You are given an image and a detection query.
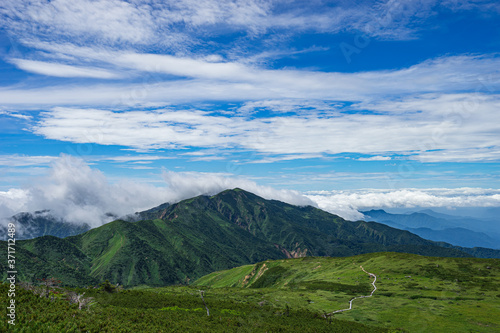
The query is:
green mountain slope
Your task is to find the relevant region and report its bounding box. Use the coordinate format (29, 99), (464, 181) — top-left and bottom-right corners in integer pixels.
(0, 189), (486, 287)
(143, 189), (470, 258)
(195, 252), (500, 332)
(9, 235), (97, 286)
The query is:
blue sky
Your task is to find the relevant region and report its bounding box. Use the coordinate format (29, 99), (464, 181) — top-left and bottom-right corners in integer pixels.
(1, 0), (500, 222)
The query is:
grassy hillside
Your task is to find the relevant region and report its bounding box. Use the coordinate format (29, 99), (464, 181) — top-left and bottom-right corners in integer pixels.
(0, 281), (392, 332)
(195, 252), (500, 332)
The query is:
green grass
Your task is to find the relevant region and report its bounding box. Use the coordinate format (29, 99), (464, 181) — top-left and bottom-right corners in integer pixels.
(0, 282), (390, 332)
(90, 233), (125, 276)
(3, 252), (498, 332)
(195, 252), (500, 332)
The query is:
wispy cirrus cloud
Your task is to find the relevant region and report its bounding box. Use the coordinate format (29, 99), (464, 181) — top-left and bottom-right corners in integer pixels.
(3, 0), (499, 83)
(2, 0), (158, 45)
(3, 0), (496, 50)
(0, 154), (58, 167)
(1, 54), (499, 105)
(10, 59), (122, 79)
(1, 52), (500, 163)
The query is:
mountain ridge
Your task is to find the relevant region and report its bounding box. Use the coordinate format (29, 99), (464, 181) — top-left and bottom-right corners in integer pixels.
(362, 209), (500, 249)
(2, 189), (498, 287)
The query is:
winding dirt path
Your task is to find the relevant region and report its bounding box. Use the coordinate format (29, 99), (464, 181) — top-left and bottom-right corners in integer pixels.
(324, 265), (377, 316)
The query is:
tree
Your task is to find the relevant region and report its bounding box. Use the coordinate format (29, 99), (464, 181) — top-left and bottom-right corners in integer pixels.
(99, 280), (116, 293)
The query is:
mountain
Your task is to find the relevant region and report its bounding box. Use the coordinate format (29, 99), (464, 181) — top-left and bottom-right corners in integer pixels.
(362, 209), (500, 249)
(404, 227), (500, 249)
(416, 209), (469, 220)
(417, 209), (500, 234)
(362, 209), (456, 230)
(1, 189), (495, 287)
(0, 210), (91, 240)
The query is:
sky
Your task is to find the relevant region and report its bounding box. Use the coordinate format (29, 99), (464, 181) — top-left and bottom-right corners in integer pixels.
(1, 0), (500, 223)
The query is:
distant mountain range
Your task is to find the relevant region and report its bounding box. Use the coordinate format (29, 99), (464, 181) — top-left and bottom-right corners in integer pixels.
(0, 210), (91, 240)
(1, 189), (499, 287)
(362, 209), (500, 249)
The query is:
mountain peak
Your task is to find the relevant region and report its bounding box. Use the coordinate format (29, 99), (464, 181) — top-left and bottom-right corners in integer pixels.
(217, 188), (252, 195)
(362, 209), (388, 215)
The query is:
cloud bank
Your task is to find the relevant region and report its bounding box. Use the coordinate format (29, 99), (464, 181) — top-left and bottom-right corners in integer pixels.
(1, 156), (499, 226)
(306, 188), (500, 221)
(0, 155), (313, 227)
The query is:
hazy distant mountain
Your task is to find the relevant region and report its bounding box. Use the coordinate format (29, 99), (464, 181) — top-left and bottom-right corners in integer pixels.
(417, 209), (500, 233)
(1, 189), (481, 287)
(416, 209), (467, 220)
(362, 209), (500, 249)
(405, 227), (500, 249)
(483, 207), (500, 219)
(362, 209), (455, 230)
(0, 210), (91, 240)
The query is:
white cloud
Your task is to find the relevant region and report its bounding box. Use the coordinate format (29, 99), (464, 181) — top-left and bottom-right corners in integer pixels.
(0, 188), (31, 216)
(98, 155), (175, 163)
(0, 53), (498, 106)
(29, 93), (500, 162)
(0, 154), (58, 167)
(357, 156), (392, 161)
(415, 148), (500, 163)
(3, 0), (156, 44)
(0, 0), (457, 48)
(11, 59), (121, 79)
(1, 155), (499, 224)
(161, 169), (313, 207)
(0, 110), (32, 120)
(306, 188), (500, 221)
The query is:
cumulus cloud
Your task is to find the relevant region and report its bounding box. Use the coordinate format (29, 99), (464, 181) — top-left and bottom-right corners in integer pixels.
(0, 155), (313, 227)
